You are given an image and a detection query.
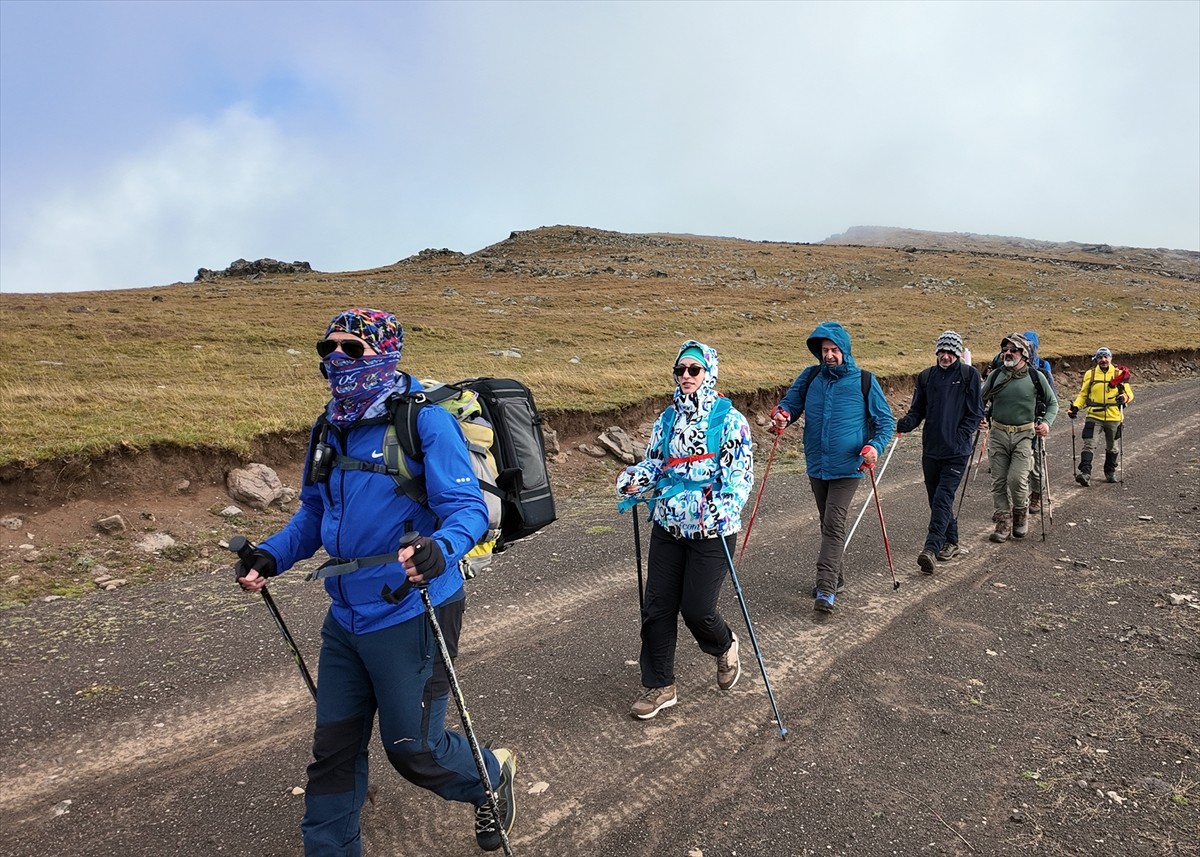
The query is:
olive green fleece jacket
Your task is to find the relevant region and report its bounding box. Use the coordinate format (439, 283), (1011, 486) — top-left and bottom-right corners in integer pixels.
(980, 366), (1058, 427)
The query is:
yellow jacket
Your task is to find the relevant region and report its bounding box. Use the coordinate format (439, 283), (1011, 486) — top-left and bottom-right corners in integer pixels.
(1072, 365), (1133, 421)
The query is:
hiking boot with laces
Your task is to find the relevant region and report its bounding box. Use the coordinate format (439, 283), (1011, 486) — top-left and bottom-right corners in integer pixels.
(990, 511), (1011, 543)
(813, 591), (836, 613)
(810, 576), (845, 598)
(474, 748), (516, 852)
(630, 685), (677, 720)
(716, 633), (740, 691)
(936, 542), (959, 562)
(917, 549), (936, 574)
(1012, 506), (1028, 539)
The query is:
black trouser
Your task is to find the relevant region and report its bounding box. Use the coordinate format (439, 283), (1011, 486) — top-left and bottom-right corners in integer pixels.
(639, 522), (735, 688)
(921, 455), (968, 552)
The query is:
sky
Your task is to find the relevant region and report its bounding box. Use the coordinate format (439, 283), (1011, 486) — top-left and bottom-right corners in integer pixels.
(1, 0), (1197, 294)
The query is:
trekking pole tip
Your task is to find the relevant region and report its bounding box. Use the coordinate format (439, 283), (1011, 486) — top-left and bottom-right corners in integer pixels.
(893, 580), (901, 590)
(778, 727), (790, 739)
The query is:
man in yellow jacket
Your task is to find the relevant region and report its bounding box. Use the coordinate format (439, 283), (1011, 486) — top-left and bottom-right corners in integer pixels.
(1068, 347), (1133, 486)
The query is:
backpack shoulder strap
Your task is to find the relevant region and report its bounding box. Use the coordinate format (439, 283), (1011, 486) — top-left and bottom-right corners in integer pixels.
(860, 369), (873, 404)
(706, 397), (732, 456)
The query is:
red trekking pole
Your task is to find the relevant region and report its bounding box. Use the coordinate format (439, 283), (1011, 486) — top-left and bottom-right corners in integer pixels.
(737, 429), (780, 564)
(865, 463), (899, 590)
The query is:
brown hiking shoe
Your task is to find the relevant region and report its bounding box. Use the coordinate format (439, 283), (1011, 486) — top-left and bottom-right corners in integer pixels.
(1028, 492), (1042, 513)
(630, 685), (677, 720)
(1012, 506), (1028, 539)
(716, 633), (741, 690)
(990, 511), (1011, 543)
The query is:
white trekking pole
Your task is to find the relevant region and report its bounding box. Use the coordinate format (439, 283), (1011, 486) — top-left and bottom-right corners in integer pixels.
(844, 434), (900, 552)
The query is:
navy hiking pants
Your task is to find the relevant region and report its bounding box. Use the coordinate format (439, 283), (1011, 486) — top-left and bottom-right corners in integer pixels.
(301, 598), (501, 857)
(921, 455), (968, 552)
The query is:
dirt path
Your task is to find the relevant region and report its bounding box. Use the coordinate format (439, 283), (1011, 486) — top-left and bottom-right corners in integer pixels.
(2, 380), (1197, 857)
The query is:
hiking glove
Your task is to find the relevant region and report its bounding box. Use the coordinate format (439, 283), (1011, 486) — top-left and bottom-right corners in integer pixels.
(1068, 405), (1078, 419)
(406, 536), (447, 581)
(235, 549), (277, 580)
(1116, 394), (1126, 406)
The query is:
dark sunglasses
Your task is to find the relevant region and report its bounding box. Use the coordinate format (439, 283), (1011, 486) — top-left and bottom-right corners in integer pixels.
(316, 338), (367, 359)
(673, 364), (704, 378)
(1000, 346), (1022, 354)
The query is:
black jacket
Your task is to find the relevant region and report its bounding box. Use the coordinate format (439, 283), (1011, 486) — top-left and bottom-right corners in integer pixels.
(897, 360), (984, 459)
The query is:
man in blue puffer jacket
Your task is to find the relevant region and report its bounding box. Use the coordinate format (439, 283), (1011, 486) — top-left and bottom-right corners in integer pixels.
(895, 331), (984, 571)
(770, 321), (895, 613)
(235, 308), (515, 855)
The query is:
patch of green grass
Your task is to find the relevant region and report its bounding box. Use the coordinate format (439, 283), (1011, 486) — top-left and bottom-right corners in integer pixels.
(584, 525), (614, 535)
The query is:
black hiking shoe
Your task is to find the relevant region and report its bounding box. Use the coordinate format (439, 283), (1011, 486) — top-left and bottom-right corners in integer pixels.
(936, 543), (959, 562)
(1075, 472), (1090, 487)
(813, 591), (835, 613)
(917, 549), (936, 574)
(475, 748), (516, 852)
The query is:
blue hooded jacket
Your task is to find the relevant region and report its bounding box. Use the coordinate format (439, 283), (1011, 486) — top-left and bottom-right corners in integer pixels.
(776, 321), (895, 480)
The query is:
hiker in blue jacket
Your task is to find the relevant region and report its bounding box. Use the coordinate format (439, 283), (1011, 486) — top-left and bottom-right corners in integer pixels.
(895, 331), (984, 572)
(617, 340), (754, 720)
(235, 308), (515, 855)
(770, 321), (895, 613)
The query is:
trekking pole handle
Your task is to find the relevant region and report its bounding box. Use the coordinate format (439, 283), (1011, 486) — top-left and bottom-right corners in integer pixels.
(228, 534), (257, 579)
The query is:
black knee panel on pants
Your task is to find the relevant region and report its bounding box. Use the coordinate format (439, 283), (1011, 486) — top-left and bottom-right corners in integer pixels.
(307, 716), (370, 795)
(384, 746), (461, 794)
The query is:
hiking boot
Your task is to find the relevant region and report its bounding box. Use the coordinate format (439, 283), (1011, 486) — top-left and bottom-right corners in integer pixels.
(630, 685), (677, 720)
(1105, 471), (1117, 483)
(1012, 507), (1029, 539)
(810, 576), (845, 598)
(917, 549), (936, 574)
(936, 543), (959, 562)
(1027, 492), (1042, 513)
(989, 511), (1011, 543)
(813, 591), (836, 613)
(474, 748), (516, 852)
(716, 633), (741, 691)
(1075, 472), (1090, 487)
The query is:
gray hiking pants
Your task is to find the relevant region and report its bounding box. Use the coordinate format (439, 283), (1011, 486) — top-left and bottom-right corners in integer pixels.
(988, 423), (1035, 513)
(809, 476), (859, 594)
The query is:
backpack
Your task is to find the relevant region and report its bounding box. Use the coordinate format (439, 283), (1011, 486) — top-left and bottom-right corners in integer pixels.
(311, 376), (555, 579)
(791, 366), (876, 425)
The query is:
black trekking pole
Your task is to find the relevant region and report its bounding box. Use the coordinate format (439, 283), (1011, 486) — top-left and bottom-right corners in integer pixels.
(718, 534), (789, 740)
(228, 536), (317, 700)
(1118, 405), (1126, 486)
(956, 426), (982, 519)
(1037, 436), (1048, 541)
(1070, 415), (1078, 477)
(632, 513), (645, 612)
(384, 533), (514, 857)
(865, 463), (900, 590)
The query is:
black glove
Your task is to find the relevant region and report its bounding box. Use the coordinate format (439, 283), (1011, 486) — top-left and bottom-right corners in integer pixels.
(234, 548), (277, 580)
(1068, 405), (1078, 419)
(1116, 394), (1126, 406)
(406, 536), (447, 581)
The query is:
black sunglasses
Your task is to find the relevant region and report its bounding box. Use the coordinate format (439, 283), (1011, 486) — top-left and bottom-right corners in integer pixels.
(1000, 346), (1022, 354)
(673, 364), (704, 378)
(316, 338), (367, 359)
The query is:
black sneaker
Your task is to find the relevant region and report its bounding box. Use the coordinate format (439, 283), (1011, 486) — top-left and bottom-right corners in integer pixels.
(917, 549), (935, 574)
(1075, 472), (1090, 487)
(811, 577), (845, 598)
(475, 748), (516, 852)
(936, 543), (959, 562)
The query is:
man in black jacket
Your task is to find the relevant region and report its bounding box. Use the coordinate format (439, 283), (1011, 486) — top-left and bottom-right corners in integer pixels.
(895, 331), (985, 571)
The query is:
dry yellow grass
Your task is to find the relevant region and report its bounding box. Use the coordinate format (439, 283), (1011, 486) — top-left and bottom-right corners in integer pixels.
(2, 226), (1196, 468)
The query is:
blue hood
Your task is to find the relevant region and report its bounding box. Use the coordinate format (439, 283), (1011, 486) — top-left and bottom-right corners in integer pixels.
(806, 321), (857, 370)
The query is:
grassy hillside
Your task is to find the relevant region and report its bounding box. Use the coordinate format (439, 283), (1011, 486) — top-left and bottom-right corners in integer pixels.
(2, 225), (1197, 470)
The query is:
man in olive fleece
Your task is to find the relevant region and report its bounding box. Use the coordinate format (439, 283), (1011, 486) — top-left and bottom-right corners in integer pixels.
(978, 333), (1058, 542)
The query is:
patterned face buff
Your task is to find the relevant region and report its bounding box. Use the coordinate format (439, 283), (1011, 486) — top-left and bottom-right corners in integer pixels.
(325, 352), (402, 424)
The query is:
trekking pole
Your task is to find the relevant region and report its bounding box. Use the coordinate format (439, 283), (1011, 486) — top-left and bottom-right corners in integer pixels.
(384, 533), (515, 857)
(1042, 435), (1053, 526)
(1037, 436), (1048, 541)
(956, 426), (982, 519)
(972, 422), (990, 478)
(717, 534), (789, 740)
(844, 434), (900, 552)
(632, 513), (645, 612)
(228, 536), (317, 700)
(1070, 416), (1078, 476)
(737, 429), (781, 564)
(865, 463), (900, 590)
(1118, 405), (1126, 486)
